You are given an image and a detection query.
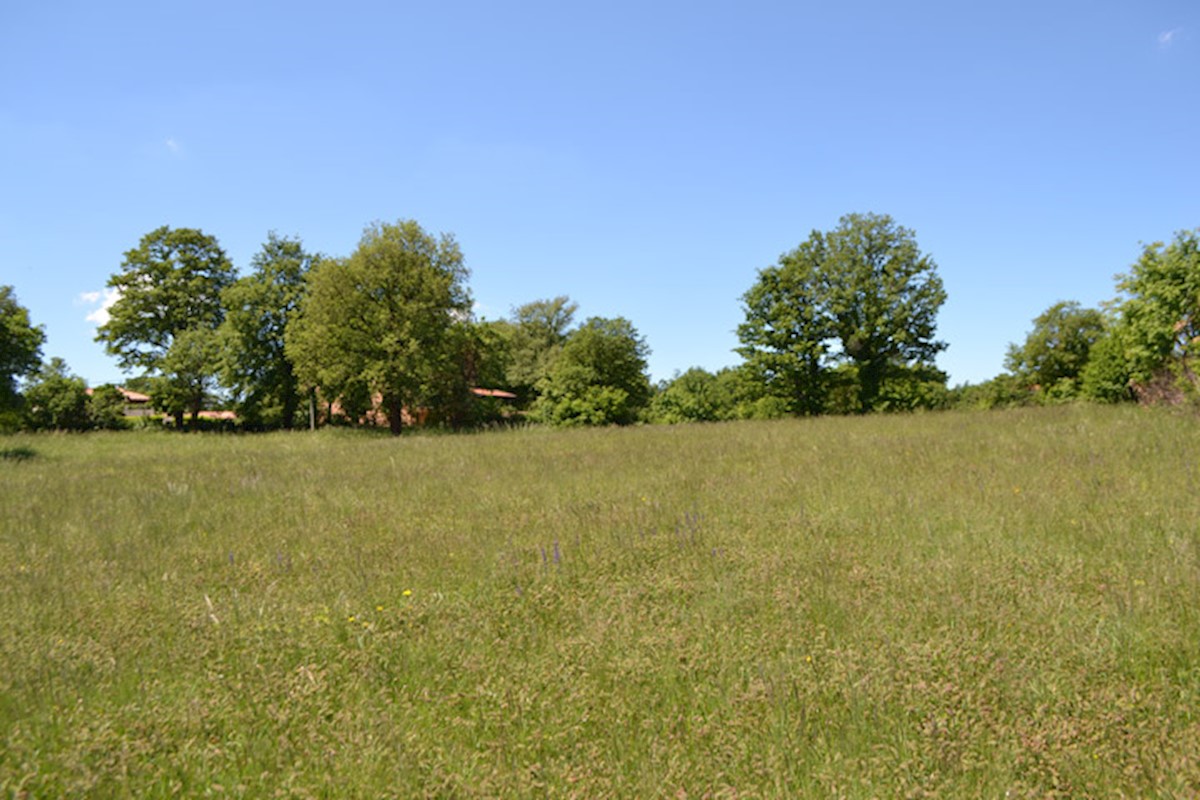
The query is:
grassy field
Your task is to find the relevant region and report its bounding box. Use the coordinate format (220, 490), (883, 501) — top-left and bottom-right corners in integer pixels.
(1, 406), (1198, 798)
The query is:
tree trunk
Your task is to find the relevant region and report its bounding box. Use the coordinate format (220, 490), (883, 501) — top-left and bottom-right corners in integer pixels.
(281, 372), (299, 430)
(385, 393), (404, 436)
(858, 359), (886, 413)
(281, 393), (297, 430)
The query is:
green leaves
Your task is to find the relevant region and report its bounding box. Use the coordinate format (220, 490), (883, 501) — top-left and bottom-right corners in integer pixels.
(98, 226), (235, 372)
(1113, 229), (1200, 388)
(95, 227), (235, 427)
(0, 285), (44, 412)
(505, 296), (577, 400)
(738, 213), (946, 415)
(1005, 301), (1107, 396)
(21, 357), (89, 431)
(532, 316), (651, 426)
(220, 233), (316, 428)
(285, 220), (471, 434)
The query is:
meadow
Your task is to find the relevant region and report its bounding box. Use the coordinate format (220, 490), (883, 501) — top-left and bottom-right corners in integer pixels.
(1, 406), (1198, 798)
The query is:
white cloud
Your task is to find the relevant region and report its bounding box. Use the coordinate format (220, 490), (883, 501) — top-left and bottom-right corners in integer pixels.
(81, 287), (121, 325)
(165, 137), (182, 155)
(1158, 28), (1182, 48)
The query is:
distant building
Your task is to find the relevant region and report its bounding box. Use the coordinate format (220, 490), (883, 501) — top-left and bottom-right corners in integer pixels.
(85, 386), (154, 417)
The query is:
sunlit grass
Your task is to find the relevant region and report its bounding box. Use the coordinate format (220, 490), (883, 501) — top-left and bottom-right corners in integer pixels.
(2, 406), (1198, 796)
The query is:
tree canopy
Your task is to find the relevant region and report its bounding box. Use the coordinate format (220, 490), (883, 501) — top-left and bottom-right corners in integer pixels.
(505, 296), (578, 404)
(286, 220), (471, 435)
(532, 316), (651, 426)
(738, 213), (946, 414)
(1113, 229), (1200, 394)
(1005, 301), (1106, 397)
(648, 367), (732, 424)
(96, 226), (236, 427)
(221, 233), (317, 428)
(0, 285), (44, 416)
(22, 357), (90, 431)
(35, 211), (1200, 429)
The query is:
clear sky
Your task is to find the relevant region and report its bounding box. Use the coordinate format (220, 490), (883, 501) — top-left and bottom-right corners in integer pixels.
(2, 0), (1197, 388)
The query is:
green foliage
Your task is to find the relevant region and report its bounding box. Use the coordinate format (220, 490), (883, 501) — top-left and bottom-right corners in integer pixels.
(220, 233), (316, 429)
(97, 227), (235, 371)
(286, 220), (471, 435)
(532, 316), (651, 426)
(1109, 229), (1200, 399)
(470, 319), (517, 392)
(86, 384), (129, 430)
(822, 213), (946, 408)
(875, 363), (951, 412)
(152, 327), (224, 426)
(1079, 327), (1135, 403)
(704, 365), (786, 420)
(1005, 301), (1106, 399)
(422, 321), (514, 429)
(21, 358), (90, 431)
(504, 296), (577, 405)
(737, 249), (830, 415)
(949, 374), (1034, 410)
(738, 213), (946, 414)
(648, 367), (734, 424)
(96, 227), (235, 426)
(0, 285), (45, 415)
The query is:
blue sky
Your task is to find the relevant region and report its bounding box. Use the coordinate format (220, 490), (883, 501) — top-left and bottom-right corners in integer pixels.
(2, 0), (1197, 388)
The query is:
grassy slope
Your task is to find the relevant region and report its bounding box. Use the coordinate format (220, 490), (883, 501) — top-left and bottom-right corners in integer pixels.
(1, 406), (1198, 797)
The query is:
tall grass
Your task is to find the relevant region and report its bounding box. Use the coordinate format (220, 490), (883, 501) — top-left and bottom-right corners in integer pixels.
(2, 406), (1198, 797)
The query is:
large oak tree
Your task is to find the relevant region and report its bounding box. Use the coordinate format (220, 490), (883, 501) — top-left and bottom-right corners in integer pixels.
(286, 220), (471, 435)
(96, 226), (235, 427)
(738, 213), (946, 413)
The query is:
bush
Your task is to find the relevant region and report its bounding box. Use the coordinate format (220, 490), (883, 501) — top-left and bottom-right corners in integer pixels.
(22, 359), (90, 431)
(88, 384), (130, 430)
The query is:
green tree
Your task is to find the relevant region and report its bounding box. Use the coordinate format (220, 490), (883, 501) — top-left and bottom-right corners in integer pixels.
(649, 367), (732, 424)
(87, 384), (129, 430)
(738, 213), (946, 414)
(738, 255), (831, 415)
(22, 358), (90, 431)
(96, 226), (236, 428)
(532, 316), (651, 426)
(1110, 229), (1200, 397)
(286, 220), (471, 435)
(415, 319), (516, 429)
(0, 286), (45, 420)
(1079, 326), (1135, 403)
(220, 233), (316, 429)
(820, 213), (946, 409)
(505, 296), (577, 404)
(152, 327), (223, 424)
(1004, 301), (1106, 398)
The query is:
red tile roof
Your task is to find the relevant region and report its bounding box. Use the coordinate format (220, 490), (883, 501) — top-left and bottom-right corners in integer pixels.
(470, 387), (518, 399)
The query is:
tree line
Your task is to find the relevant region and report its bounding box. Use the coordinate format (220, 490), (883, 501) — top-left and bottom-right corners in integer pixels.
(2, 214), (1198, 433)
